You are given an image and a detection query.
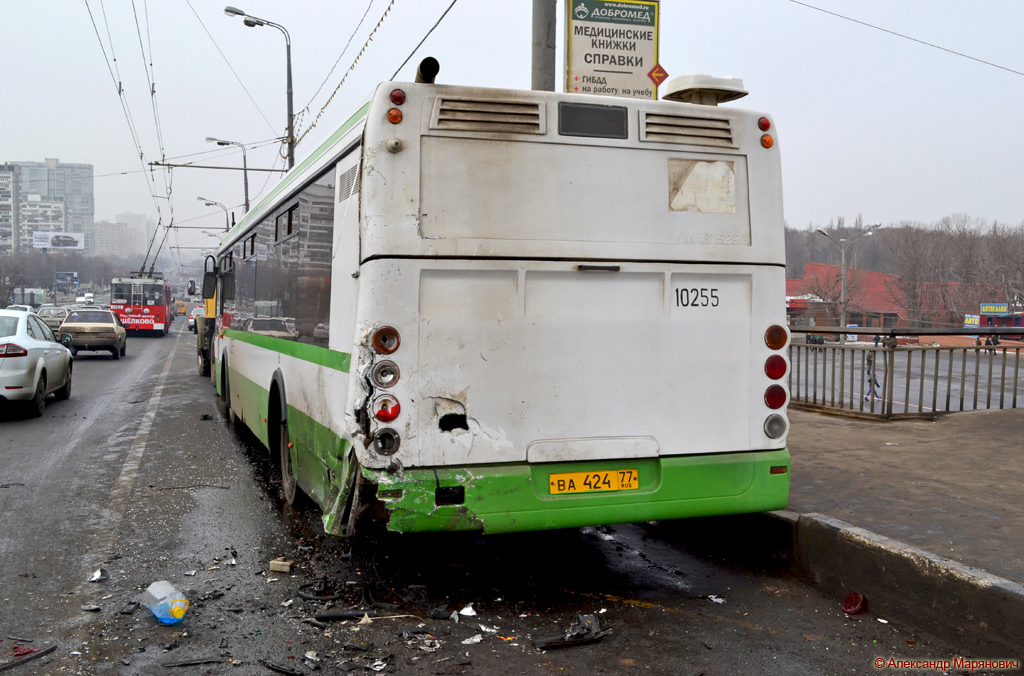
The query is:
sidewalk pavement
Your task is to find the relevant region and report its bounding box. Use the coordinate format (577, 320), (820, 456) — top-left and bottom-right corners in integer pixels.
(786, 406), (1024, 585)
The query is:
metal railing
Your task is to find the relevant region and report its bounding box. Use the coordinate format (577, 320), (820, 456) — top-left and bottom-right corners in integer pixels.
(788, 329), (1022, 418)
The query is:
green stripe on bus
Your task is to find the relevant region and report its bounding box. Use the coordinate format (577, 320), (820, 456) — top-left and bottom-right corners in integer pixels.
(224, 329), (351, 372)
(224, 102), (371, 241)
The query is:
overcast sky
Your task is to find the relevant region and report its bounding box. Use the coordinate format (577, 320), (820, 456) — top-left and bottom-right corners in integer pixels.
(3, 0), (1023, 269)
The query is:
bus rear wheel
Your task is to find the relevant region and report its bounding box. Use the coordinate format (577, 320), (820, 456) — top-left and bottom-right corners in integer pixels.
(279, 419), (298, 506)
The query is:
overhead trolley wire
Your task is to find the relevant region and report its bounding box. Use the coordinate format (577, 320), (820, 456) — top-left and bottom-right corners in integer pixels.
(787, 0), (1024, 78)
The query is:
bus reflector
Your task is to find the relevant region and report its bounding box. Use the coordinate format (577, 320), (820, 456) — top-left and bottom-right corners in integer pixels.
(387, 108), (403, 124)
(764, 414), (786, 439)
(764, 384), (787, 409)
(374, 395), (401, 422)
(761, 134), (774, 148)
(371, 360), (400, 388)
(770, 465), (788, 474)
(372, 326), (400, 354)
(765, 325), (788, 350)
(765, 355), (787, 379)
(758, 117), (771, 131)
(390, 89), (406, 105)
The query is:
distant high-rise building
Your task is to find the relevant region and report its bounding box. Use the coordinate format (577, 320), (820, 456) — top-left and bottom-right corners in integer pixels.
(94, 220), (145, 260)
(115, 211), (155, 254)
(0, 164), (18, 256)
(19, 194), (67, 250)
(13, 158), (94, 251)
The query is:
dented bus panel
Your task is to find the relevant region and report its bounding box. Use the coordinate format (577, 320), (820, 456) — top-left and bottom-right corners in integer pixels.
(213, 74), (790, 536)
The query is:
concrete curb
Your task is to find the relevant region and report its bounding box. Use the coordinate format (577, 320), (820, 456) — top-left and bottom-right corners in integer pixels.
(768, 510), (1024, 655)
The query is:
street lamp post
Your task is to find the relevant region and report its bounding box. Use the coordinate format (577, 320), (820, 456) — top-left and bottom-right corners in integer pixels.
(224, 6), (294, 170)
(197, 196), (231, 231)
(816, 223), (881, 344)
(206, 137), (249, 212)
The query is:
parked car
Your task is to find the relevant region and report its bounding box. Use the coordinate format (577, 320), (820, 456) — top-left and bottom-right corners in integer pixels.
(58, 309), (127, 359)
(37, 306), (72, 333)
(188, 306), (204, 332)
(0, 309), (73, 416)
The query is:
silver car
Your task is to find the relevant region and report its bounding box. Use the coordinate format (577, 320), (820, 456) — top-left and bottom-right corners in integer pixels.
(0, 309), (73, 417)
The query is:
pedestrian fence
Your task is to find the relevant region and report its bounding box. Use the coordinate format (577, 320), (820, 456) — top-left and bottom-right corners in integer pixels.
(788, 337), (1022, 418)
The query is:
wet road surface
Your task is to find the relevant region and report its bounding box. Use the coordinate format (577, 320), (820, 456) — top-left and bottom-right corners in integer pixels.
(0, 322), (966, 674)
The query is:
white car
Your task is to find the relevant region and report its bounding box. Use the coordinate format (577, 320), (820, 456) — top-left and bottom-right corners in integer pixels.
(188, 306), (204, 333)
(0, 309), (73, 417)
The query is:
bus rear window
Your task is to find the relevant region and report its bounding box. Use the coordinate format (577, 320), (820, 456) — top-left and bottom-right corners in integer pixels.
(558, 102), (628, 139)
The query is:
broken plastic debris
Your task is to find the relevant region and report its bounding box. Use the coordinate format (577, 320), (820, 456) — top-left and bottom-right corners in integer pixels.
(479, 624), (498, 634)
(358, 613), (374, 625)
(303, 651), (320, 662)
(368, 659), (388, 672)
(450, 611), (460, 623)
(842, 592), (867, 615)
(88, 568), (110, 582)
(81, 605), (102, 612)
(184, 570), (197, 576)
(707, 595), (726, 604)
(461, 634), (483, 645)
(459, 603), (477, 617)
(257, 658), (302, 675)
(281, 599), (294, 608)
(535, 614), (612, 650)
(269, 558), (293, 573)
(877, 618), (889, 624)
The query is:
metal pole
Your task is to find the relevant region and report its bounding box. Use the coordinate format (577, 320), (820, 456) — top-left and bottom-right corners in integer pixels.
(531, 0), (557, 91)
(285, 38), (294, 169)
(839, 240), (847, 345)
(240, 144), (250, 212)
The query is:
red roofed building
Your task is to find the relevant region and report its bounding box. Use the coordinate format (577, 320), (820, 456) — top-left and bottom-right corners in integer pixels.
(788, 262), (906, 329)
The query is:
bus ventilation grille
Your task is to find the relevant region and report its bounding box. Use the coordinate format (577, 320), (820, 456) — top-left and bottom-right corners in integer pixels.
(641, 112), (733, 147)
(337, 165), (360, 203)
(433, 98), (545, 134)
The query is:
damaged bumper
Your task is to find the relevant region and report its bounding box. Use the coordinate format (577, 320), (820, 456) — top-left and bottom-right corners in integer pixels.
(362, 448), (790, 534)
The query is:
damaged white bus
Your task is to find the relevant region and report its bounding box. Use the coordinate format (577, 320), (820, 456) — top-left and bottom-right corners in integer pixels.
(208, 59), (791, 536)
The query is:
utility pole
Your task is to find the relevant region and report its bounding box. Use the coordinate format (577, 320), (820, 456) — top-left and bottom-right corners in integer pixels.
(532, 0), (557, 91)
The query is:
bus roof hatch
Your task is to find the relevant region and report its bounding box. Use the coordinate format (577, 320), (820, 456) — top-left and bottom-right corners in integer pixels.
(663, 74), (748, 106)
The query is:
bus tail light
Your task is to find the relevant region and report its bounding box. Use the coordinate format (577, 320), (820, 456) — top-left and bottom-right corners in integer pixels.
(765, 355), (787, 380)
(764, 414), (787, 439)
(765, 325), (788, 350)
(387, 108), (403, 124)
(764, 384), (787, 410)
(761, 134), (774, 148)
(371, 360), (400, 388)
(0, 343), (28, 358)
(769, 465), (788, 474)
(372, 326), (400, 354)
(374, 395), (401, 422)
(758, 117), (771, 131)
(390, 89), (406, 105)
(372, 428), (401, 455)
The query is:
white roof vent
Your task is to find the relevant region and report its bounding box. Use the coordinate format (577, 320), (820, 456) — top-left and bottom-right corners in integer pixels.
(663, 74), (748, 106)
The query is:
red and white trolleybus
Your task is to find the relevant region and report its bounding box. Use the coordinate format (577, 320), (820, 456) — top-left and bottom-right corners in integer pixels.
(110, 275), (172, 335)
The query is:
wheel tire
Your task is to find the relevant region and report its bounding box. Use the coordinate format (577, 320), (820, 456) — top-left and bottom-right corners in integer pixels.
(111, 346), (121, 360)
(197, 350), (210, 377)
(29, 374), (47, 418)
(120, 339), (127, 357)
(69, 346), (78, 357)
(279, 419), (298, 506)
(55, 364), (72, 401)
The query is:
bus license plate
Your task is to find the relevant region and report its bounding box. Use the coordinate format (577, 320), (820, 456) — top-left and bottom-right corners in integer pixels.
(549, 469), (639, 495)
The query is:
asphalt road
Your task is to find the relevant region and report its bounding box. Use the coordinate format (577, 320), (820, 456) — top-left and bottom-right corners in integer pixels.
(0, 321), (965, 674)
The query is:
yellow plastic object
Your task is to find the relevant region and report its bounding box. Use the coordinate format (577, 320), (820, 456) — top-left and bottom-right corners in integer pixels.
(170, 599), (189, 619)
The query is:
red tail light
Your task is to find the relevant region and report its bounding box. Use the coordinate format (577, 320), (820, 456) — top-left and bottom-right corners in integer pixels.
(764, 384), (787, 409)
(390, 89), (406, 105)
(0, 343), (29, 358)
(374, 395), (401, 422)
(758, 117), (771, 131)
(765, 355), (787, 379)
(764, 325), (788, 350)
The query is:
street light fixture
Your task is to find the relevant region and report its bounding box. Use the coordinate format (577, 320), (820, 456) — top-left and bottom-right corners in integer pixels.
(224, 6), (294, 170)
(206, 137), (249, 212)
(816, 223), (881, 344)
(197, 196), (231, 231)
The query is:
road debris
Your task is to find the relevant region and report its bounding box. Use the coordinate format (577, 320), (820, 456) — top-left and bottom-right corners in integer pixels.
(461, 634), (483, 645)
(535, 614), (612, 650)
(257, 658), (302, 676)
(298, 577), (346, 601)
(269, 558), (293, 573)
(842, 592), (867, 615)
(0, 644), (55, 672)
(80, 605), (102, 612)
(4, 637), (32, 643)
(707, 595), (726, 604)
(161, 657), (222, 667)
(87, 568), (109, 583)
(119, 602), (140, 615)
(315, 609), (378, 622)
(458, 603), (477, 617)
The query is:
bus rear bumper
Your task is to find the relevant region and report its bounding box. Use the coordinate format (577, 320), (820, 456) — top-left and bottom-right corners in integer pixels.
(362, 449), (791, 535)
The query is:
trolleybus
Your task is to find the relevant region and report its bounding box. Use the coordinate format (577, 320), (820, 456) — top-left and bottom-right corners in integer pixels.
(110, 275), (173, 335)
(207, 60), (791, 536)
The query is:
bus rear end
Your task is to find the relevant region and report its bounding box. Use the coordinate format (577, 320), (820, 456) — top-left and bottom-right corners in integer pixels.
(344, 80), (789, 534)
(110, 277), (171, 335)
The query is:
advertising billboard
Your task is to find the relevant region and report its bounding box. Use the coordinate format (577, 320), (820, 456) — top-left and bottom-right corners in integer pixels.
(33, 231), (85, 250)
